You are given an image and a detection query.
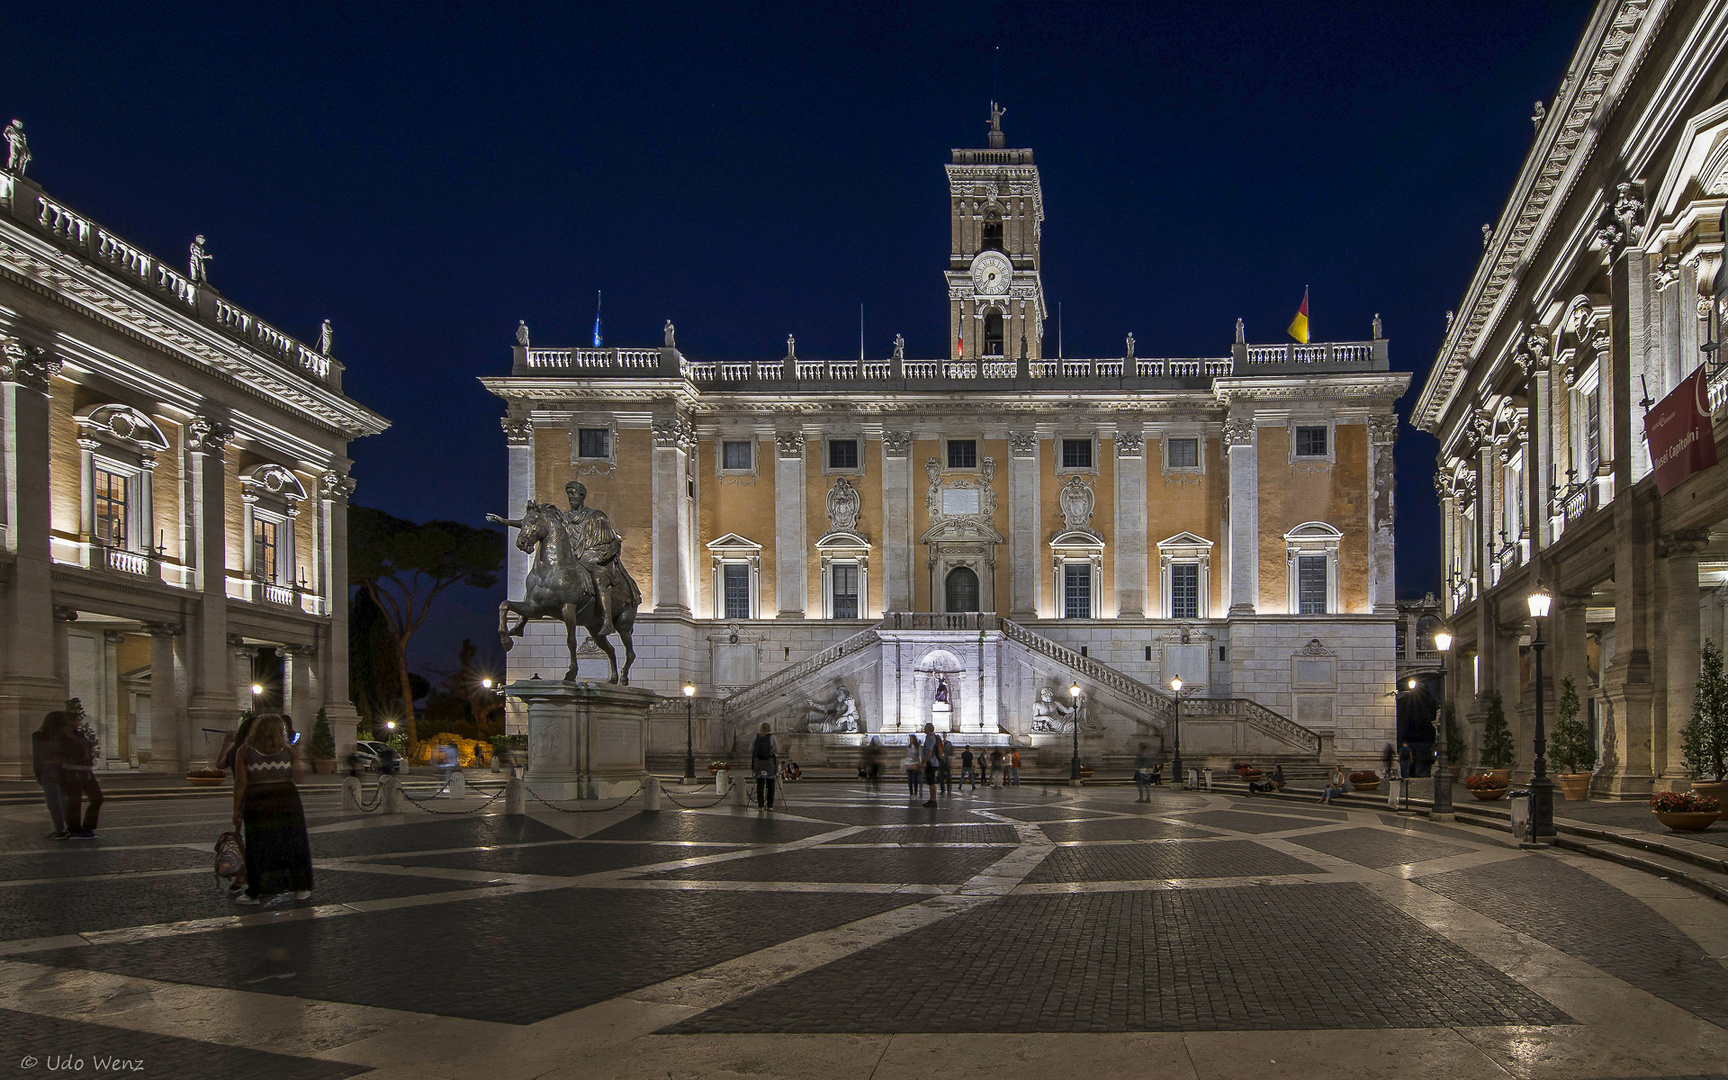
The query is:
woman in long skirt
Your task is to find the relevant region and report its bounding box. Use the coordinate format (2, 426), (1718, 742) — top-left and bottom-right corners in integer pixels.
(232, 713), (313, 904)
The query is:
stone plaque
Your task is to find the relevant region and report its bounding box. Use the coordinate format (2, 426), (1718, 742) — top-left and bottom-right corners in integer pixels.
(1162, 644), (1210, 687)
(942, 487), (981, 516)
(1295, 659), (1335, 686)
(714, 642), (758, 687)
(1295, 694), (1335, 730)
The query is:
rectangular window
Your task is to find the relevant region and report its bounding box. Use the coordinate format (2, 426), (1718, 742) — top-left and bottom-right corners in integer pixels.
(947, 439), (977, 469)
(722, 563), (751, 619)
(1063, 562), (1092, 619)
(577, 427), (610, 459)
(1060, 438), (1093, 469)
(721, 440), (752, 471)
(1170, 562), (1199, 619)
(832, 562), (859, 619)
(253, 519), (280, 584)
(93, 468), (129, 548)
(1297, 555), (1328, 614)
(1584, 388), (1601, 474)
(1167, 437), (1200, 468)
(1295, 425), (1328, 457)
(828, 439), (859, 470)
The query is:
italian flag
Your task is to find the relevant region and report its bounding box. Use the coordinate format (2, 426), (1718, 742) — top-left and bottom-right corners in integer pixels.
(956, 332), (964, 358)
(1287, 288), (1310, 344)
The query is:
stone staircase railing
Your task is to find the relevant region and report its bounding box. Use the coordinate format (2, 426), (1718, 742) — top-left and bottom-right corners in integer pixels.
(720, 626), (881, 721)
(1177, 697), (1322, 756)
(998, 618), (1173, 729)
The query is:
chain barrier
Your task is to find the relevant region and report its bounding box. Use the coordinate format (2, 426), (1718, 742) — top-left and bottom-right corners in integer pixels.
(661, 786), (728, 809)
(523, 782), (644, 814)
(401, 783), (509, 816)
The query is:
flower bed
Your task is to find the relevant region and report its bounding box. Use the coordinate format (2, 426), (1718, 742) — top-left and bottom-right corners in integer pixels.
(1465, 773), (1509, 792)
(1650, 791), (1720, 814)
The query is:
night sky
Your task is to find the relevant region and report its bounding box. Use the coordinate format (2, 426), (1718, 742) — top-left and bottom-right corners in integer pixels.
(6, 3), (1586, 678)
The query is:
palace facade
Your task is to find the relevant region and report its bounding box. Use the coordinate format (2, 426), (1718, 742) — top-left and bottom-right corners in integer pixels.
(0, 135), (389, 778)
(1415, 0), (1728, 795)
(486, 116), (1408, 769)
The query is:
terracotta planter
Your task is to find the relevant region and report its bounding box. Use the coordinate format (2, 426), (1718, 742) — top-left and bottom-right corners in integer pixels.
(1469, 786), (1509, 801)
(1556, 774), (1592, 801)
(186, 775), (224, 787)
(1691, 780), (1728, 802)
(1353, 781), (1381, 792)
(1654, 810), (1720, 832)
(312, 758), (335, 774)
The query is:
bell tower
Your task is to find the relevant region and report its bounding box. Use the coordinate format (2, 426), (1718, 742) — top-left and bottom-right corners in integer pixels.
(946, 102), (1046, 363)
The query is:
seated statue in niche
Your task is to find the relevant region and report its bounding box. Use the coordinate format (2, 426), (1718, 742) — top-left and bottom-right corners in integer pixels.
(1029, 685), (1077, 734)
(800, 681), (861, 734)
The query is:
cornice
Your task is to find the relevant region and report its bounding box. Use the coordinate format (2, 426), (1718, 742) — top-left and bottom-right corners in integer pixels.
(0, 222), (390, 440)
(1212, 373), (1409, 406)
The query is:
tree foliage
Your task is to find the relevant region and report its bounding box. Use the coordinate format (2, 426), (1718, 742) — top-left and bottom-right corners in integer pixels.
(348, 505), (503, 747)
(1480, 692), (1515, 769)
(1548, 675), (1595, 775)
(1682, 638), (1728, 781)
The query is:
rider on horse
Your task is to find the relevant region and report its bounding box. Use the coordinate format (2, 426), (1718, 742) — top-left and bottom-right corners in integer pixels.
(490, 480), (640, 637)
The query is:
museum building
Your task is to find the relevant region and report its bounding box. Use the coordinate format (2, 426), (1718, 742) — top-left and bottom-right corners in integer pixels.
(485, 114), (1408, 769)
(1415, 0), (1728, 795)
(0, 131), (389, 778)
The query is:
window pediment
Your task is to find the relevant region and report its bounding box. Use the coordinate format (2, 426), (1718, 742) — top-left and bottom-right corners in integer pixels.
(76, 403), (168, 452)
(707, 533), (763, 555)
(241, 463), (308, 503)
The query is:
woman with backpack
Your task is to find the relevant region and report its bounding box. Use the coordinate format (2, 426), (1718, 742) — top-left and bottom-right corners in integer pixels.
(750, 723), (778, 811)
(232, 713), (313, 904)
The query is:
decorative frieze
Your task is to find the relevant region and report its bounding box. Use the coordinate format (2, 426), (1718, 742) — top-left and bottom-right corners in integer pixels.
(1222, 418), (1255, 447)
(882, 431), (912, 458)
(1113, 430), (1143, 458)
(1367, 414), (1398, 446)
(186, 415), (234, 453)
(1008, 431), (1039, 457)
(501, 417), (531, 446)
(775, 432), (805, 460)
(652, 416), (696, 450)
(320, 470), (357, 502)
(0, 337), (59, 392)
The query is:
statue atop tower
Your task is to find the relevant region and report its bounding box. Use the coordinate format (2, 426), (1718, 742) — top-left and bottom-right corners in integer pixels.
(988, 101), (1006, 150)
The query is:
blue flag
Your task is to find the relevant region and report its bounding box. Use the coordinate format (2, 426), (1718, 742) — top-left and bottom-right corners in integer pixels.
(592, 290), (603, 347)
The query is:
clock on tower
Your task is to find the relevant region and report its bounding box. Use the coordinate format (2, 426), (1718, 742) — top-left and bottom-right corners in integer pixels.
(944, 103), (1047, 363)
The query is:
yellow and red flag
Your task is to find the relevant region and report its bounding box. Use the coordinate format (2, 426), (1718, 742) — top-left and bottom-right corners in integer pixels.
(1287, 288), (1310, 344)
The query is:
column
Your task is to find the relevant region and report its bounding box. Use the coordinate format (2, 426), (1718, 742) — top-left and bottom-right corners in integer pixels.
(0, 345), (65, 779)
(231, 638), (258, 712)
(102, 630), (125, 766)
(1113, 427), (1146, 618)
(1435, 474), (1457, 615)
(1367, 414), (1397, 614)
(142, 622), (188, 771)
(1659, 531), (1707, 784)
(502, 417), (534, 600)
(1008, 431), (1040, 618)
(1529, 365), (1554, 549)
(881, 432), (912, 611)
(318, 470), (360, 762)
(139, 452), (157, 563)
(773, 432), (806, 617)
(651, 414), (693, 615)
(283, 645), (314, 730)
(1555, 591), (1591, 713)
(186, 418), (236, 747)
(1223, 417), (1257, 614)
(77, 435), (96, 546)
(1477, 443), (1497, 590)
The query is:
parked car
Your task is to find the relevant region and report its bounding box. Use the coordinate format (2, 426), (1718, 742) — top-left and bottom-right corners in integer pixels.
(350, 740), (403, 775)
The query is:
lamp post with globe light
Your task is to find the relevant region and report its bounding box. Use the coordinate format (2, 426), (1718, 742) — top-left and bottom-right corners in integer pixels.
(683, 683), (697, 783)
(1170, 676), (1184, 788)
(1527, 587), (1555, 841)
(1432, 627), (1454, 820)
(1068, 683), (1082, 781)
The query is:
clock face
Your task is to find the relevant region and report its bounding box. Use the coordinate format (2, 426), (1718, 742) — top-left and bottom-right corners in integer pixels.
(971, 250), (1012, 296)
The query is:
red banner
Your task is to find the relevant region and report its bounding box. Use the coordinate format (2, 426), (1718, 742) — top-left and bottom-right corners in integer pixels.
(1644, 366), (1718, 495)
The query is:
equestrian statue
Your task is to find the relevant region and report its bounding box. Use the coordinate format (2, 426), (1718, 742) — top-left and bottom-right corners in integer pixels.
(488, 480), (642, 684)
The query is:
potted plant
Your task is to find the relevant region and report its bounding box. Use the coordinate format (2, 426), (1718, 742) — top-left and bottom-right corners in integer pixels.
(1549, 676), (1595, 801)
(309, 708), (336, 773)
(1479, 693), (1515, 784)
(1650, 790), (1721, 832)
(1683, 639), (1728, 800)
(1466, 773), (1509, 801)
(1349, 770), (1380, 792)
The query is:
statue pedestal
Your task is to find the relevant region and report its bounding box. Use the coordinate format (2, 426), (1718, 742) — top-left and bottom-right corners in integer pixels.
(507, 679), (655, 801)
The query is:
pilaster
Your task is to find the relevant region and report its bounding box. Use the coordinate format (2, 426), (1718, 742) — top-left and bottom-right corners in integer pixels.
(503, 417), (534, 600)
(318, 469), (360, 760)
(651, 414), (694, 615)
(1658, 530), (1707, 786)
(186, 417), (235, 735)
(882, 432), (912, 611)
(1113, 426), (1146, 617)
(1008, 431), (1040, 618)
(773, 432), (807, 617)
(1367, 414), (1397, 614)
(1224, 417), (1256, 614)
(142, 622), (189, 771)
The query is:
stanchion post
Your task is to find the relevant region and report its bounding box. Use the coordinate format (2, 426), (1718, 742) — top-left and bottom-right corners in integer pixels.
(505, 774), (526, 816)
(341, 775), (361, 812)
(643, 774), (662, 811)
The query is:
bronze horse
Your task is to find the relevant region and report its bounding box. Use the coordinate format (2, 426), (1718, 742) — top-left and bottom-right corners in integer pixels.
(497, 501), (638, 683)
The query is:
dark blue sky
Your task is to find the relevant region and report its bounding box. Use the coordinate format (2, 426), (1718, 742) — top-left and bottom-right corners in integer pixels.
(7, 2), (1586, 677)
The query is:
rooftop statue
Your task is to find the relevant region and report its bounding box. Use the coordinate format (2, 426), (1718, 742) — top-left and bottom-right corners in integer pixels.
(516, 319), (530, 347)
(189, 235), (212, 284)
(318, 319), (334, 357)
(4, 119), (30, 176)
(892, 333), (905, 362)
(989, 100), (1006, 133)
(489, 480), (642, 683)
(663, 320), (676, 348)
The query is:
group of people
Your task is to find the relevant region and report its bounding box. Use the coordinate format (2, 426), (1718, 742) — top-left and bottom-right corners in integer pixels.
(30, 710), (102, 840)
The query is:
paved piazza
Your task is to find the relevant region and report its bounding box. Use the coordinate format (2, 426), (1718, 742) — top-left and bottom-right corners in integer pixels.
(1, 783), (1727, 1079)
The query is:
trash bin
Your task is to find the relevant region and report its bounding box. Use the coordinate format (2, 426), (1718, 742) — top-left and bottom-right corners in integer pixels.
(1509, 788), (1531, 842)
(1388, 778), (1406, 809)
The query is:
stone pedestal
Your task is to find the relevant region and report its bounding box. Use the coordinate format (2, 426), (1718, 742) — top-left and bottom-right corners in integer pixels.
(509, 679), (654, 800)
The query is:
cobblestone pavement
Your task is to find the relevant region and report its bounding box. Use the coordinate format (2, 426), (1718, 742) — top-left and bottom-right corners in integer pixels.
(0, 779), (1725, 1079)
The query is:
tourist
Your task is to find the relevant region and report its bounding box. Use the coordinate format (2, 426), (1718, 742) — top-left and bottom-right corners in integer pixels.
(960, 745), (976, 790)
(938, 739), (953, 795)
(1320, 765), (1346, 804)
(751, 723), (778, 811)
(988, 748), (1003, 788)
(1133, 742), (1154, 802)
(1150, 761), (1163, 786)
(865, 737), (883, 792)
(58, 712), (102, 840)
(905, 736), (923, 798)
(31, 711), (71, 839)
(1398, 742), (1414, 780)
(921, 723), (943, 808)
(1270, 764), (1286, 791)
(231, 714), (313, 903)
(1009, 748), (1021, 786)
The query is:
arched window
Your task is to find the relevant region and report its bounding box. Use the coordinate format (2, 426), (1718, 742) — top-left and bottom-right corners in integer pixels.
(945, 566), (980, 613)
(983, 311), (1004, 357)
(982, 209), (1003, 252)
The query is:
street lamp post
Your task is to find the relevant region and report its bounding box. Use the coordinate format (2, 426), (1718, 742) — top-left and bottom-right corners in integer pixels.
(1170, 676), (1184, 788)
(1068, 683), (1082, 781)
(1527, 587), (1555, 841)
(1432, 628), (1454, 820)
(682, 683), (697, 783)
